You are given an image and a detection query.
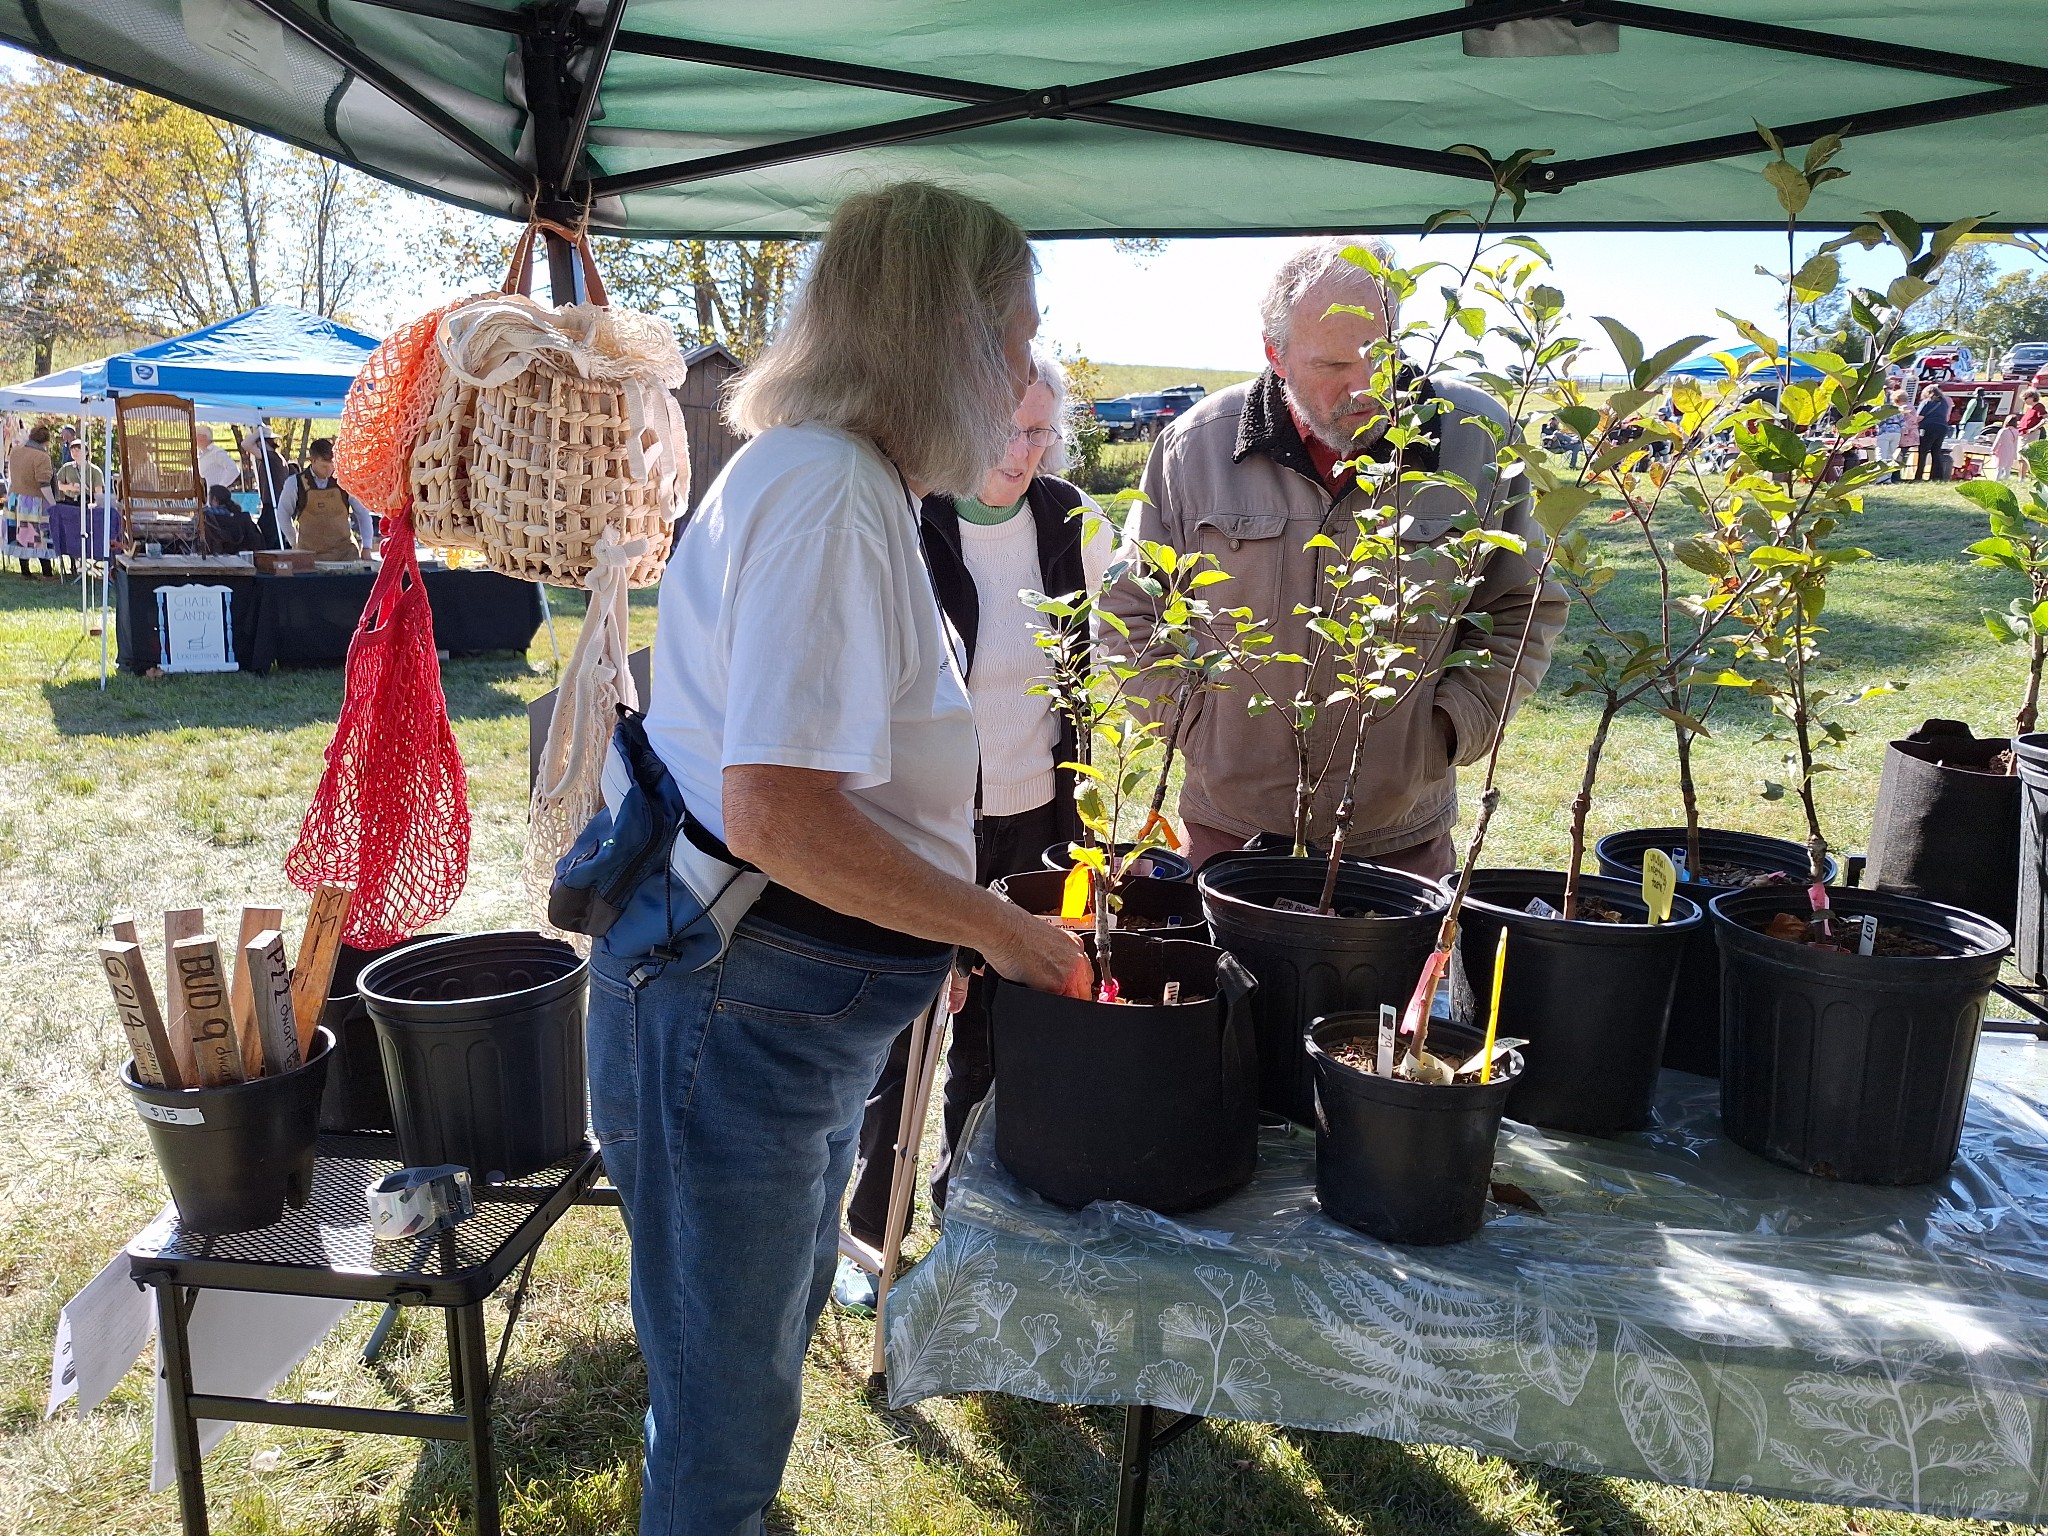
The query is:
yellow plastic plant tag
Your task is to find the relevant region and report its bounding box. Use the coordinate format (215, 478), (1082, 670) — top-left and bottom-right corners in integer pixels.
(1060, 863), (1091, 921)
(1641, 848), (1677, 925)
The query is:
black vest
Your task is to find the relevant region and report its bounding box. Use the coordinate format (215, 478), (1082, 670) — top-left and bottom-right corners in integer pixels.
(918, 476), (1088, 841)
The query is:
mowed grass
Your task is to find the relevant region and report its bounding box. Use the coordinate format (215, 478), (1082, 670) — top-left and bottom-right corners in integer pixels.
(1087, 364), (1257, 399)
(0, 480), (2037, 1536)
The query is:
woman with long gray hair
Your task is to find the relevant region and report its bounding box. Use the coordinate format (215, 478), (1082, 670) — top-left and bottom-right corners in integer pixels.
(586, 180), (1090, 1536)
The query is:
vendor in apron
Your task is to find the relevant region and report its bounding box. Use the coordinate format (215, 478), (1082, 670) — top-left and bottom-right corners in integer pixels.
(280, 437), (375, 560)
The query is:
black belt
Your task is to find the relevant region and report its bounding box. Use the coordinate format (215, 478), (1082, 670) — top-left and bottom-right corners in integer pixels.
(750, 884), (952, 961)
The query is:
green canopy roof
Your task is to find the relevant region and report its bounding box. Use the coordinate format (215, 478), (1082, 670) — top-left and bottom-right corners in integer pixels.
(4, 0), (2044, 237)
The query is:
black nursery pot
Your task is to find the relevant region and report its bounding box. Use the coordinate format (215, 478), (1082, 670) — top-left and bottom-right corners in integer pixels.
(1308, 1017), (1523, 1246)
(1594, 828), (1830, 1078)
(1866, 719), (2019, 935)
(1041, 840), (1193, 883)
(994, 870), (1208, 939)
(990, 934), (1257, 1213)
(124, 1028), (335, 1234)
(1450, 870), (1702, 1135)
(315, 933), (447, 1133)
(360, 932), (588, 1179)
(1199, 854), (1448, 1126)
(1713, 886), (2009, 1185)
(2015, 734), (2048, 984)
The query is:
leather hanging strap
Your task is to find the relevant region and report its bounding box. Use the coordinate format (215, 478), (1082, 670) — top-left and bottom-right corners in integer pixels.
(500, 220), (611, 308)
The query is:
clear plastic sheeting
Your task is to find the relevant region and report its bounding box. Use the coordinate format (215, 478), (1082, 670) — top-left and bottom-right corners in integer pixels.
(886, 1038), (2048, 1523)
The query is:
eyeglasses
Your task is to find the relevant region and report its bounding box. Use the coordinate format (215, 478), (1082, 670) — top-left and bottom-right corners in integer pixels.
(1009, 426), (1063, 449)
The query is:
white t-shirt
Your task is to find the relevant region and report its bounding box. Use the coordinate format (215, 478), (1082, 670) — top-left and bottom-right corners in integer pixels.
(196, 444), (240, 489)
(647, 422), (979, 883)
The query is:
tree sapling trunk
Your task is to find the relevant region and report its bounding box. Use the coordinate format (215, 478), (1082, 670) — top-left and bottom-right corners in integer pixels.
(1675, 711), (1705, 868)
(1561, 698), (1620, 921)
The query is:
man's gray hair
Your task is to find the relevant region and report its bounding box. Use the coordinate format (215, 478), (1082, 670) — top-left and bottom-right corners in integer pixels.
(1260, 236), (1399, 353)
(727, 180), (1035, 497)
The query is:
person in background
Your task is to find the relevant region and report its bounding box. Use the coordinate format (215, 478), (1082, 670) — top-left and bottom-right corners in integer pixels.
(2017, 390), (2046, 442)
(586, 180), (1088, 1536)
(54, 440), (112, 563)
(837, 346), (1114, 1307)
(7, 423), (57, 579)
(1914, 383), (1953, 482)
(203, 483), (263, 553)
(1874, 384), (1906, 482)
(1990, 415), (2024, 482)
(280, 438), (374, 559)
(194, 425), (241, 492)
(244, 424), (292, 547)
(1106, 236), (1564, 875)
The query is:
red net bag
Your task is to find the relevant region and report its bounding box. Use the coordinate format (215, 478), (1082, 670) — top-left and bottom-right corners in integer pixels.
(285, 516), (470, 946)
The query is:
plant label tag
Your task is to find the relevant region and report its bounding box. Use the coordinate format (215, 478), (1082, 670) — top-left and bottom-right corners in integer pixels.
(1641, 848), (1677, 925)
(135, 1101), (204, 1126)
(1059, 863), (1090, 921)
(1161, 981), (1182, 1005)
(1670, 848), (1689, 882)
(1857, 914), (1879, 956)
(1271, 896), (1323, 914)
(1524, 897), (1561, 920)
(1376, 1004), (1396, 1077)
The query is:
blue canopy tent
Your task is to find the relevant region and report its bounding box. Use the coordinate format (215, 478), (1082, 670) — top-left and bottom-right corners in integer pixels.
(1666, 343), (1825, 381)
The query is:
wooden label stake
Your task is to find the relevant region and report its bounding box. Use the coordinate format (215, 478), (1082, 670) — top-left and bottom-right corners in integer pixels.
(289, 885), (352, 1055)
(173, 935), (244, 1087)
(229, 905), (284, 1078)
(161, 908), (205, 1087)
(245, 930), (300, 1077)
(99, 942), (182, 1089)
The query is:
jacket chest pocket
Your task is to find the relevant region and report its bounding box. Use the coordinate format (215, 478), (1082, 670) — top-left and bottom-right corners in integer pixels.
(1191, 510), (1295, 629)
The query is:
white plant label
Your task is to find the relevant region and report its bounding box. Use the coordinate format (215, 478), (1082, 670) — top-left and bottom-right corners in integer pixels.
(1376, 1004), (1397, 1077)
(134, 1102), (204, 1126)
(1524, 897), (1561, 920)
(1858, 914), (1879, 956)
(1671, 849), (1689, 882)
(1161, 981), (1182, 1005)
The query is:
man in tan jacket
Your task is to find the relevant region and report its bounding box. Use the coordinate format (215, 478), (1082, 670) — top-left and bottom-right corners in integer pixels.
(1107, 238), (1566, 876)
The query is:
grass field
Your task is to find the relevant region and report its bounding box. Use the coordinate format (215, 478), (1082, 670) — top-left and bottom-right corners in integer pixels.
(0, 480), (2037, 1536)
(1088, 364), (1258, 399)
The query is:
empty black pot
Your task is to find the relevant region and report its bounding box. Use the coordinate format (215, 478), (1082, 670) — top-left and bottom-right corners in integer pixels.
(1713, 885), (2009, 1185)
(990, 935), (1256, 1212)
(360, 932), (587, 1179)
(1308, 1016), (1524, 1246)
(1041, 840), (1193, 883)
(124, 1028), (334, 1234)
(1866, 720), (2019, 934)
(994, 870), (1207, 938)
(1449, 870), (1701, 1135)
(315, 933), (447, 1133)
(1199, 855), (1447, 1126)
(1594, 828), (1829, 1077)
(2015, 733), (2048, 984)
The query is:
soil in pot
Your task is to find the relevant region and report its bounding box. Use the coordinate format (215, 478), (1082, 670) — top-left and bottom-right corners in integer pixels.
(1450, 869), (1702, 1136)
(1199, 855), (1447, 1127)
(993, 870), (1207, 939)
(1713, 885), (2009, 1185)
(1750, 910), (1945, 957)
(990, 933), (1256, 1212)
(1594, 827), (1831, 1078)
(1308, 1016), (1525, 1246)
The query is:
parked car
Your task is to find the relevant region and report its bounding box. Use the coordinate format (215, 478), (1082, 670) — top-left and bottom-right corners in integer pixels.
(1126, 393), (1197, 437)
(1087, 397), (1142, 443)
(1999, 341), (2048, 379)
(1159, 384), (1207, 404)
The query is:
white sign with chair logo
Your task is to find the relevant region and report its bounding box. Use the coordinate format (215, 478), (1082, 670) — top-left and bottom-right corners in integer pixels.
(156, 584), (238, 672)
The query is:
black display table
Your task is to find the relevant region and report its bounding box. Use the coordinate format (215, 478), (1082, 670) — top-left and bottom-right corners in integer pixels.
(128, 1131), (604, 1536)
(115, 563), (544, 672)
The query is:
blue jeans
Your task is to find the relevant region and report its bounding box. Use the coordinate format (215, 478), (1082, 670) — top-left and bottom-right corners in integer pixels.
(588, 916), (950, 1536)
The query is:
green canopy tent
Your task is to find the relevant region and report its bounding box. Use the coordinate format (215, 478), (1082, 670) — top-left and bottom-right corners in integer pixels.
(2, 0), (2044, 260)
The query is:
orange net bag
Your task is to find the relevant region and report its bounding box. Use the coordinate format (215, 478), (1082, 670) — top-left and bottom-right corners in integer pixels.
(337, 296), (480, 516)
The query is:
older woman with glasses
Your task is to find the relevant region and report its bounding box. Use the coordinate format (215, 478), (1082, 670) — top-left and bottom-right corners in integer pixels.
(588, 181), (1091, 1536)
(839, 347), (1114, 1283)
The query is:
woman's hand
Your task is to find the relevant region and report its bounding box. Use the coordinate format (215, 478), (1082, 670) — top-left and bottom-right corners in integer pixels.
(980, 906), (1093, 999)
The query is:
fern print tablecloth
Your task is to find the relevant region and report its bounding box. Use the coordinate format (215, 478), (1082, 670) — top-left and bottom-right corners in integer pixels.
(886, 1037), (2048, 1522)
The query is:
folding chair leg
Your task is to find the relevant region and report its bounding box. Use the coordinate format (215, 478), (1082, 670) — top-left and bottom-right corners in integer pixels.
(869, 994), (947, 1383)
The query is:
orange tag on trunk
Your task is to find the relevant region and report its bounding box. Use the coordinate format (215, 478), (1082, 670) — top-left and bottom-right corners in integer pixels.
(1139, 811), (1182, 851)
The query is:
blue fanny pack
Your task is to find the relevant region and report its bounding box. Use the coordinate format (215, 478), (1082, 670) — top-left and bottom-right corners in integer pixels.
(550, 711), (768, 973)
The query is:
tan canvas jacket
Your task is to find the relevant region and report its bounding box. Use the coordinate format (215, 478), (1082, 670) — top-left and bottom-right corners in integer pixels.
(1105, 371), (1566, 858)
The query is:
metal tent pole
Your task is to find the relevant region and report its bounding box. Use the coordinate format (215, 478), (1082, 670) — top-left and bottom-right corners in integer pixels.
(99, 413), (113, 688)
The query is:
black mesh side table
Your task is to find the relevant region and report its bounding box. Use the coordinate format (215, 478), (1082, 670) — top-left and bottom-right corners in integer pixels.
(127, 1131), (605, 1536)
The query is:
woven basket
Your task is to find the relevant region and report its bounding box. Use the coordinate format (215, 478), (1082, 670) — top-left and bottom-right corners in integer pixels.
(408, 372), (483, 551)
(466, 358), (676, 588)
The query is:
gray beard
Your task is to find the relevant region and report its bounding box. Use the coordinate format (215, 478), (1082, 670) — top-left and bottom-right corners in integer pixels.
(1282, 379), (1388, 457)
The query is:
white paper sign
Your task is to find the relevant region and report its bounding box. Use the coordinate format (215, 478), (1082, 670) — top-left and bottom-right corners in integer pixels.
(47, 1249), (158, 1420)
(157, 584), (238, 673)
(151, 1289), (353, 1492)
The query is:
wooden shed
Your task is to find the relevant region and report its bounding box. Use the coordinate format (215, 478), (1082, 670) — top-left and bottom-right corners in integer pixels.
(675, 342), (743, 512)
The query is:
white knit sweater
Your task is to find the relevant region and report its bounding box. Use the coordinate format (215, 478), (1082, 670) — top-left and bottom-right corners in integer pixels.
(958, 512), (1059, 815)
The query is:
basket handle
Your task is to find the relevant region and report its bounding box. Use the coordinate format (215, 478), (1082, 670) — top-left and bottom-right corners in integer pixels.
(501, 222), (611, 308)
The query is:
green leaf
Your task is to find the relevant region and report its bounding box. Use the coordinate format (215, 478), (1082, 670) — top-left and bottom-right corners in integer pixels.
(1674, 536), (1730, 577)
(1605, 388), (1657, 420)
(1790, 251), (1840, 304)
(1871, 210), (1924, 257)
(1533, 485), (1597, 538)
(1886, 274), (1934, 310)
(1762, 159), (1810, 217)
(1638, 335), (1714, 386)
(1957, 480), (2022, 519)
(1502, 234), (1554, 263)
(1554, 405), (1601, 439)
(1593, 316), (1645, 376)
(1421, 207), (1478, 235)
(1188, 568), (1233, 587)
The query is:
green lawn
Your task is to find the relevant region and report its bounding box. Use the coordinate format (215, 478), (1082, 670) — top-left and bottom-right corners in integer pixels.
(1089, 364), (1257, 399)
(0, 481), (2036, 1535)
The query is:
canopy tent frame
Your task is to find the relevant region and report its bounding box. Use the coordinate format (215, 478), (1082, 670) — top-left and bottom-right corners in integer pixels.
(194, 0), (2048, 247)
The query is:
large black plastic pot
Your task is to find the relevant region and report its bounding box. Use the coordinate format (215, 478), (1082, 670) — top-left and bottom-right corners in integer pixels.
(124, 1028), (334, 1234)
(1866, 720), (2019, 934)
(1449, 870), (1702, 1135)
(2016, 734), (2048, 984)
(994, 870), (1207, 939)
(990, 934), (1256, 1212)
(1199, 855), (1447, 1127)
(315, 933), (447, 1133)
(1307, 1016), (1524, 1246)
(1712, 886), (2009, 1185)
(1041, 840), (1193, 883)
(1595, 828), (1829, 1078)
(359, 932), (587, 1179)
